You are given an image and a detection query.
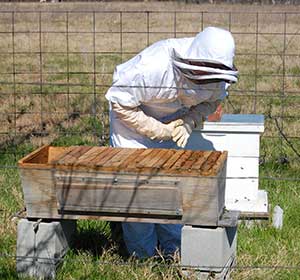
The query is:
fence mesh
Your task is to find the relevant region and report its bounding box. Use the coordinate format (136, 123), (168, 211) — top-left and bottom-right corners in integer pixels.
(0, 10), (300, 164)
(0, 7), (300, 278)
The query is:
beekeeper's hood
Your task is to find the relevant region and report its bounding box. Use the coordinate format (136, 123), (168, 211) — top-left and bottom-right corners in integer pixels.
(173, 26), (238, 84)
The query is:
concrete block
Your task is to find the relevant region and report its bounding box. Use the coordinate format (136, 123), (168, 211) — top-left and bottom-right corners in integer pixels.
(181, 225), (237, 273)
(17, 219), (76, 279)
(182, 255), (235, 280)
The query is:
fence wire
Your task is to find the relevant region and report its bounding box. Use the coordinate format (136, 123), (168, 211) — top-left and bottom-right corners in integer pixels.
(0, 10), (299, 163)
(1, 252), (300, 271)
(1, 8), (300, 277)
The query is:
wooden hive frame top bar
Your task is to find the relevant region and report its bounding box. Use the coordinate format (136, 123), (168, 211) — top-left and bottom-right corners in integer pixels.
(52, 146), (227, 176)
(19, 145), (227, 177)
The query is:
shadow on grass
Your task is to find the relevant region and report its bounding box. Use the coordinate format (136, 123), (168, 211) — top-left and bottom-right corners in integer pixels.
(0, 264), (34, 280)
(72, 221), (129, 259)
(0, 270), (20, 280)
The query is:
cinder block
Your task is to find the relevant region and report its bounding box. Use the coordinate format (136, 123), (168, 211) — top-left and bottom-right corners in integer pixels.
(182, 255), (235, 280)
(181, 225), (237, 273)
(17, 219), (76, 279)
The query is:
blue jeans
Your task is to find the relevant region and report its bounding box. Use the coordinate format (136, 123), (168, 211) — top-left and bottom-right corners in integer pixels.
(122, 222), (182, 259)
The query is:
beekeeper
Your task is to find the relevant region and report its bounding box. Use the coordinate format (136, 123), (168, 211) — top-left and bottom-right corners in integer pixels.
(105, 26), (238, 259)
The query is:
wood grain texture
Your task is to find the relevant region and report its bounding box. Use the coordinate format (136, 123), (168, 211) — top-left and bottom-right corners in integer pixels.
(18, 145), (50, 167)
(171, 150), (193, 170)
(152, 149), (175, 168)
(209, 151), (228, 177)
(19, 146), (228, 175)
(74, 146), (105, 166)
(83, 147), (114, 166)
(218, 210), (239, 227)
(103, 148), (136, 167)
(93, 148), (122, 167)
(116, 149), (145, 168)
(162, 150), (185, 169)
(57, 146), (93, 165)
(48, 146), (73, 164)
(18, 146), (227, 176)
(136, 149), (157, 168)
(200, 151), (222, 174)
(54, 172), (223, 225)
(56, 180), (182, 216)
(139, 149), (168, 168)
(126, 149), (154, 169)
(192, 151), (212, 170)
(180, 150), (204, 170)
(19, 145), (228, 226)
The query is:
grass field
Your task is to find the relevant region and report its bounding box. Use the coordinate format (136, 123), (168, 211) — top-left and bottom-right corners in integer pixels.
(1, 2), (300, 279)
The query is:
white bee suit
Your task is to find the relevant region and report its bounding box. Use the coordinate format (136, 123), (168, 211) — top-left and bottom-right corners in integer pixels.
(105, 27), (236, 258)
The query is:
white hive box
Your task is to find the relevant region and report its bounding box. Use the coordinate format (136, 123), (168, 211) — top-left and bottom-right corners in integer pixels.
(186, 114), (268, 216)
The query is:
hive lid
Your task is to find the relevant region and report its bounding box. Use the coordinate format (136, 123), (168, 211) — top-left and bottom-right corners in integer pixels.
(50, 146), (227, 177)
(196, 114), (265, 133)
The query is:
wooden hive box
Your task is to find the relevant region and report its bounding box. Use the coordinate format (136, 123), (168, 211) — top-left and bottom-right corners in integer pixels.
(18, 145), (228, 226)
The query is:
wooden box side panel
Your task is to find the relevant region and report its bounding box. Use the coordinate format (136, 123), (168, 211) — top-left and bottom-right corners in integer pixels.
(19, 168), (59, 218)
(20, 165), (226, 226)
(48, 146), (71, 163)
(18, 145), (50, 166)
(55, 170), (182, 217)
(18, 145), (70, 169)
(180, 177), (219, 226)
(218, 157), (227, 216)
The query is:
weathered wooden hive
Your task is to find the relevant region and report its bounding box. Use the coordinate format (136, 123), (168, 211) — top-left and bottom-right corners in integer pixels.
(18, 145), (229, 226)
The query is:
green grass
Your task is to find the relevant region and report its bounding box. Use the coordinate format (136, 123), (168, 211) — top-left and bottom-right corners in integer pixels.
(1, 4), (300, 279)
(1, 138), (300, 279)
(233, 166), (300, 279)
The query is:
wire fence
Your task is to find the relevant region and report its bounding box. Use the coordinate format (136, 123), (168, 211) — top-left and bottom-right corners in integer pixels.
(0, 8), (300, 278)
(0, 10), (299, 171)
(1, 252), (300, 271)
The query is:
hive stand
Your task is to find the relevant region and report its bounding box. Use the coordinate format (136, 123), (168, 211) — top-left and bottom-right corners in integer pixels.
(17, 145), (239, 279)
(181, 224), (237, 279)
(16, 219), (76, 279)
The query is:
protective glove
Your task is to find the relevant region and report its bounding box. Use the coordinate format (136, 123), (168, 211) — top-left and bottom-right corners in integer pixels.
(171, 100), (221, 148)
(182, 100), (221, 129)
(149, 119), (184, 140)
(112, 102), (183, 141)
(171, 122), (193, 148)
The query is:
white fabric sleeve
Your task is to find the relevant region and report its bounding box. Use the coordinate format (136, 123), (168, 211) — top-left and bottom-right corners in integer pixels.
(112, 102), (183, 141)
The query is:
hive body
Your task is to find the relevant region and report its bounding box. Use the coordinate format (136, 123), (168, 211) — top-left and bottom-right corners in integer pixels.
(19, 145), (228, 226)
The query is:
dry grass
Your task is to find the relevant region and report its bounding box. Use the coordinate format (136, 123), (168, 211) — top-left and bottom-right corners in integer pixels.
(1, 2), (300, 145)
(1, 2), (300, 280)
(0, 6), (298, 174)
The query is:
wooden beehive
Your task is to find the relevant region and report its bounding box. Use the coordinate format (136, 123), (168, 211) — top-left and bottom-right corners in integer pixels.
(18, 145), (228, 226)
